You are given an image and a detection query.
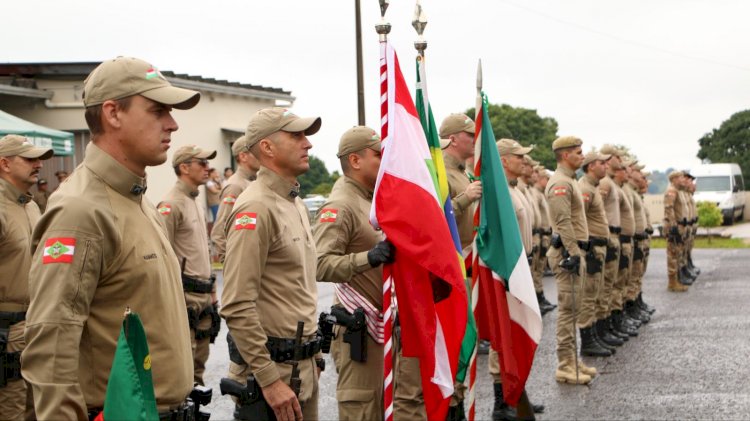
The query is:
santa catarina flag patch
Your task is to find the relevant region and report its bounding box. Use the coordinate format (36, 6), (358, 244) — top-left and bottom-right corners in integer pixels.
(157, 204), (171, 215)
(235, 212), (257, 230)
(319, 208), (338, 223)
(43, 238), (76, 264)
(551, 186), (568, 196)
(223, 195), (237, 205)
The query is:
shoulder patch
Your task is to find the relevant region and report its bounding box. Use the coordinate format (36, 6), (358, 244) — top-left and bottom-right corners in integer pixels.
(551, 186), (568, 196)
(235, 212), (257, 230)
(319, 208), (338, 223)
(43, 237), (76, 264)
(157, 204), (171, 215)
(582, 192), (591, 203)
(223, 195), (237, 205)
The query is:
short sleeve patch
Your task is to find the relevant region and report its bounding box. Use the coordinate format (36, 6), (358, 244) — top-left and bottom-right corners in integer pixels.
(157, 204), (171, 215)
(43, 237), (76, 264)
(223, 195), (237, 205)
(235, 212), (257, 230)
(582, 192), (591, 203)
(666, 191), (676, 197)
(552, 186), (568, 196)
(319, 208), (338, 223)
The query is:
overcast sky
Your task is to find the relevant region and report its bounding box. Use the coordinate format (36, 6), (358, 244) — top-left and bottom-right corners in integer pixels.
(5, 0), (750, 174)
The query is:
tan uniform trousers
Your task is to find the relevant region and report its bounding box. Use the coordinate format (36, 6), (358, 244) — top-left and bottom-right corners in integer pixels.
(331, 326), (384, 421)
(488, 347), (502, 383)
(227, 359), (320, 420)
(598, 235), (620, 320)
(580, 245), (606, 329)
(393, 327), (426, 421)
(548, 248), (584, 367)
(667, 231), (682, 283)
(682, 227), (691, 267)
(186, 291), (213, 385)
(611, 240), (632, 311)
(0, 321), (27, 421)
(531, 233), (544, 293)
(642, 237), (651, 276)
(627, 241), (645, 301)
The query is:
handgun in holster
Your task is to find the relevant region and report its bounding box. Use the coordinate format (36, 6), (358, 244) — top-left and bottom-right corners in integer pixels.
(189, 385), (212, 421)
(633, 244), (644, 261)
(331, 306), (367, 362)
(317, 312), (336, 353)
(220, 374), (276, 421)
(0, 317), (23, 388)
(585, 249), (603, 275)
(605, 244), (618, 263)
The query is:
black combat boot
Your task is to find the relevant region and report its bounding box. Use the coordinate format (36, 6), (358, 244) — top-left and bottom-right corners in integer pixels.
(679, 266), (695, 285)
(477, 339), (490, 355)
(580, 326), (612, 357)
(613, 310), (638, 337)
(536, 291), (556, 315)
(625, 300), (650, 324)
(688, 255), (701, 275)
(596, 318), (624, 347)
(591, 322), (617, 354)
(636, 293), (656, 315)
(607, 314), (629, 341)
(492, 383), (517, 421)
(446, 400), (467, 421)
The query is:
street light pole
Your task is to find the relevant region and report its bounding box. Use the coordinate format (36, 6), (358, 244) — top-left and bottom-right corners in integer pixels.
(355, 0), (365, 125)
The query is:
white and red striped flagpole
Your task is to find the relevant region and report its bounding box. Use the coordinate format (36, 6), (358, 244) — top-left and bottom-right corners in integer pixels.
(375, 2), (393, 421)
(468, 59), (483, 421)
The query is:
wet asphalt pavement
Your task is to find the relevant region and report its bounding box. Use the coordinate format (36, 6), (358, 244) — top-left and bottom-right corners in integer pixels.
(203, 248), (750, 420)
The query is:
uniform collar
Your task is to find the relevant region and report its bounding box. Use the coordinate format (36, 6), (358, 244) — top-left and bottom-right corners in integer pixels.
(509, 179), (518, 187)
(257, 167), (300, 202)
(443, 153), (466, 172)
(583, 173), (600, 187)
(0, 178), (32, 205)
(517, 179), (528, 190)
(342, 175), (373, 200)
(237, 166), (257, 182)
(556, 166), (576, 178)
(176, 179), (199, 198)
(84, 143), (148, 202)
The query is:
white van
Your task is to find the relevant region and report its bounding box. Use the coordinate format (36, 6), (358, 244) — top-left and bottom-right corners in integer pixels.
(691, 163), (745, 224)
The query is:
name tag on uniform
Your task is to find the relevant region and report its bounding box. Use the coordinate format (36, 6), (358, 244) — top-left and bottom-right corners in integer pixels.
(42, 237), (76, 264)
(235, 212), (257, 230)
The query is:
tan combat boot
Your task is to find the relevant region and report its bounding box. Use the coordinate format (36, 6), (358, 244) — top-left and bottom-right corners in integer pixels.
(577, 359), (597, 376)
(555, 362), (592, 385)
(667, 279), (688, 292)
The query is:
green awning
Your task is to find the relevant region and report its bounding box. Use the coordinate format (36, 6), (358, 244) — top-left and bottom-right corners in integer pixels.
(0, 109), (75, 156)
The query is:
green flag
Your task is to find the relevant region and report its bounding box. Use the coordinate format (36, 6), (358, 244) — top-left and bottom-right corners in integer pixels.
(101, 312), (159, 421)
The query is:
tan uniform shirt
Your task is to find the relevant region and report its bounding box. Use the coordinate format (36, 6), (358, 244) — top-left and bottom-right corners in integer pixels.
(220, 167), (318, 394)
(509, 183), (533, 254)
(600, 175), (620, 228)
(616, 181), (635, 236)
(578, 174), (609, 238)
(546, 166), (588, 256)
(444, 153), (475, 250)
(519, 180), (541, 230)
(313, 176), (382, 309)
(0, 179), (40, 310)
(210, 166), (256, 263)
(625, 182), (646, 234)
(685, 190), (696, 222)
(32, 190), (49, 214)
(23, 143), (192, 419)
(663, 184), (682, 227)
(533, 186), (551, 231)
(159, 180), (211, 281)
(675, 189), (689, 223)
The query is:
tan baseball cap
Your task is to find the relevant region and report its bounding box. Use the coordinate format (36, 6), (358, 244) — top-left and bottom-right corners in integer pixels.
(496, 138), (533, 156)
(552, 136), (583, 151)
(245, 107), (322, 149)
(439, 113), (475, 138)
(439, 138), (451, 149)
(581, 151), (611, 167)
(0, 135), (54, 159)
(668, 170), (685, 180)
(600, 144), (623, 157)
(83, 57), (200, 110)
(231, 135), (251, 156)
(172, 145), (217, 166)
(523, 155), (539, 166)
(337, 126), (381, 158)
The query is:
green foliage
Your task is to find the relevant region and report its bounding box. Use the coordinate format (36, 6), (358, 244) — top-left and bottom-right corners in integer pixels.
(466, 103), (559, 170)
(311, 183), (333, 196)
(298, 155), (336, 197)
(697, 201), (723, 228)
(697, 110), (750, 178)
(650, 236), (749, 249)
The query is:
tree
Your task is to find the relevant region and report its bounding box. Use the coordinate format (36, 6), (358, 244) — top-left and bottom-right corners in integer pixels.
(466, 103), (559, 169)
(697, 110), (750, 178)
(697, 201), (723, 244)
(298, 155), (334, 197)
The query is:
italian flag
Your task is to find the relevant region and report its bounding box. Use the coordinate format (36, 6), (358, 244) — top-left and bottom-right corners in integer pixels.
(371, 42), (467, 421)
(471, 92), (542, 406)
(42, 238), (76, 264)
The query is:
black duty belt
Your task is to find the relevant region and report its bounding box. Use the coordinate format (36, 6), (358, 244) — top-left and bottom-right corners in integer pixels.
(89, 402), (196, 421)
(578, 240), (591, 251)
(0, 311), (26, 325)
(182, 275), (215, 294)
(542, 228), (553, 235)
(532, 228), (541, 235)
(608, 226), (622, 234)
(619, 235), (633, 243)
(589, 237), (608, 247)
(678, 218), (688, 226)
(265, 336), (322, 362)
(634, 232), (648, 241)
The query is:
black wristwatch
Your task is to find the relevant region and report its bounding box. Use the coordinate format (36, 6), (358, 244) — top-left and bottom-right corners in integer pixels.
(315, 358), (325, 372)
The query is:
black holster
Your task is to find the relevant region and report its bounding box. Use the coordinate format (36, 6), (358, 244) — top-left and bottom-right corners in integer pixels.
(317, 312), (336, 354)
(585, 250), (603, 275)
(605, 245), (618, 263)
(633, 244), (645, 262)
(220, 375), (276, 421)
(331, 306), (367, 362)
(0, 313), (25, 388)
(619, 252), (630, 270)
(187, 304), (219, 342)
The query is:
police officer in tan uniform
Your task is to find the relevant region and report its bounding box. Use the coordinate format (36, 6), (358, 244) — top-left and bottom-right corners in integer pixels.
(611, 159), (640, 336)
(664, 171), (689, 292)
(638, 172), (657, 314)
(577, 151), (615, 358)
(522, 157), (554, 315)
(22, 56), (197, 420)
(313, 126), (391, 421)
(532, 166), (557, 313)
(159, 145), (218, 386)
(0, 135), (52, 420)
(221, 107), (323, 421)
(32, 178), (50, 213)
(682, 173), (700, 279)
(623, 164), (651, 324)
(546, 136), (596, 385)
(210, 135), (259, 263)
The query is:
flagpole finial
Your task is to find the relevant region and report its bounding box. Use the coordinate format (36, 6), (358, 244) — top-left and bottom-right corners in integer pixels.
(412, 0), (428, 54)
(376, 0), (391, 41)
(476, 59), (483, 92)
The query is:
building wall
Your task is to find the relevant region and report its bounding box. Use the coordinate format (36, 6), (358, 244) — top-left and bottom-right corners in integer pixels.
(3, 78), (276, 212)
